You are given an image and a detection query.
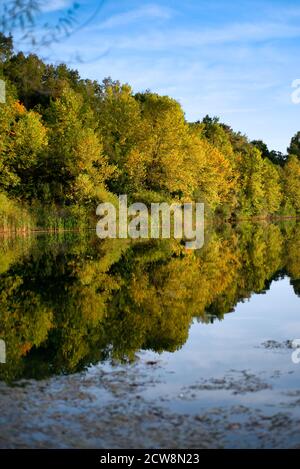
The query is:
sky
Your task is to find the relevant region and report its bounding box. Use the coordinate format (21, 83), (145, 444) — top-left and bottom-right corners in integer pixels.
(6, 0), (300, 152)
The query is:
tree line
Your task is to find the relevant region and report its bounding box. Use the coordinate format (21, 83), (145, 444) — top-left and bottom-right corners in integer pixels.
(1, 33), (300, 230)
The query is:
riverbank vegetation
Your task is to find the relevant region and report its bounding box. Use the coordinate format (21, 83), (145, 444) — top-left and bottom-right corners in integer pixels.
(1, 34), (300, 231)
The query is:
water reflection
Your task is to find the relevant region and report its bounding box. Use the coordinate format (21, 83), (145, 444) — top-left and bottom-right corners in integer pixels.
(0, 221), (300, 382)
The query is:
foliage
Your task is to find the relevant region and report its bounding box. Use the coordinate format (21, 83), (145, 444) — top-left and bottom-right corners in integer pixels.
(1, 35), (300, 230)
(287, 131), (300, 159)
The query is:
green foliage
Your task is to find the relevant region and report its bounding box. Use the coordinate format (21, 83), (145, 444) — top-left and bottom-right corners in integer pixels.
(287, 131), (300, 159)
(262, 159), (282, 215)
(251, 139), (286, 166)
(0, 35), (300, 228)
(283, 155), (300, 214)
(44, 86), (115, 204)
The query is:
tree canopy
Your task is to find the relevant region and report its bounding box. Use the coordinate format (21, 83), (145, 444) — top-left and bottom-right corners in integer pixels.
(1, 34), (300, 231)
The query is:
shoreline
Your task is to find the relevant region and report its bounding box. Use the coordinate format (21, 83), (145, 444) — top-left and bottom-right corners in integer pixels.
(1, 215), (299, 236)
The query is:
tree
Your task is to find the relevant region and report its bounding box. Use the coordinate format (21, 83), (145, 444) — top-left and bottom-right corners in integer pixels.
(0, 97), (48, 199)
(44, 87), (115, 204)
(200, 115), (234, 159)
(135, 92), (195, 198)
(262, 159), (282, 215)
(189, 134), (235, 211)
(236, 147), (265, 216)
(283, 155), (300, 214)
(251, 140), (270, 159)
(0, 33), (13, 64)
(287, 131), (300, 159)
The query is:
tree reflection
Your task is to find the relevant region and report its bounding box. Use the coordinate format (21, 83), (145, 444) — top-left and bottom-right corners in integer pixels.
(0, 222), (300, 382)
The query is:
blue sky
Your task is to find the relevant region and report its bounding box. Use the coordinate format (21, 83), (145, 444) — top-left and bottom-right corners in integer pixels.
(9, 0), (300, 152)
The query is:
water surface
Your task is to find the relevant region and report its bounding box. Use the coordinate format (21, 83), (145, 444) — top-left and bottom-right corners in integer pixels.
(0, 221), (300, 448)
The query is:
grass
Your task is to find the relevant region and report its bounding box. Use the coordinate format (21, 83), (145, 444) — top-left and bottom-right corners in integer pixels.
(0, 193), (95, 233)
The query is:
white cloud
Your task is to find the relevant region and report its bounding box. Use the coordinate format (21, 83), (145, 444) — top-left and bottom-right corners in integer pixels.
(107, 21), (300, 52)
(40, 0), (72, 13)
(98, 4), (173, 30)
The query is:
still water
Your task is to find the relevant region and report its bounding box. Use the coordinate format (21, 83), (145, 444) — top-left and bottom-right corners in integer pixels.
(0, 221), (300, 448)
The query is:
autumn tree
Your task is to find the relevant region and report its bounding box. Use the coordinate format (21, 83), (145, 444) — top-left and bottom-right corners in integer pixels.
(0, 97), (48, 199)
(43, 86), (115, 204)
(283, 155), (300, 214)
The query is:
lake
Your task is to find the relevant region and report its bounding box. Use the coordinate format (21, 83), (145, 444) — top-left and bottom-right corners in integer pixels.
(0, 221), (300, 448)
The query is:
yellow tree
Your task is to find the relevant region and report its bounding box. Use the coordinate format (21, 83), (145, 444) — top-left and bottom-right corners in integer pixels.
(46, 86), (115, 204)
(283, 155), (300, 214)
(262, 159), (282, 215)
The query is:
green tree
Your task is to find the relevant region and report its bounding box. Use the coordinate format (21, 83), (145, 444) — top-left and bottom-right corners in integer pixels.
(287, 131), (300, 159)
(262, 159), (282, 215)
(44, 87), (115, 204)
(0, 98), (48, 199)
(236, 147), (265, 216)
(283, 155), (300, 214)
